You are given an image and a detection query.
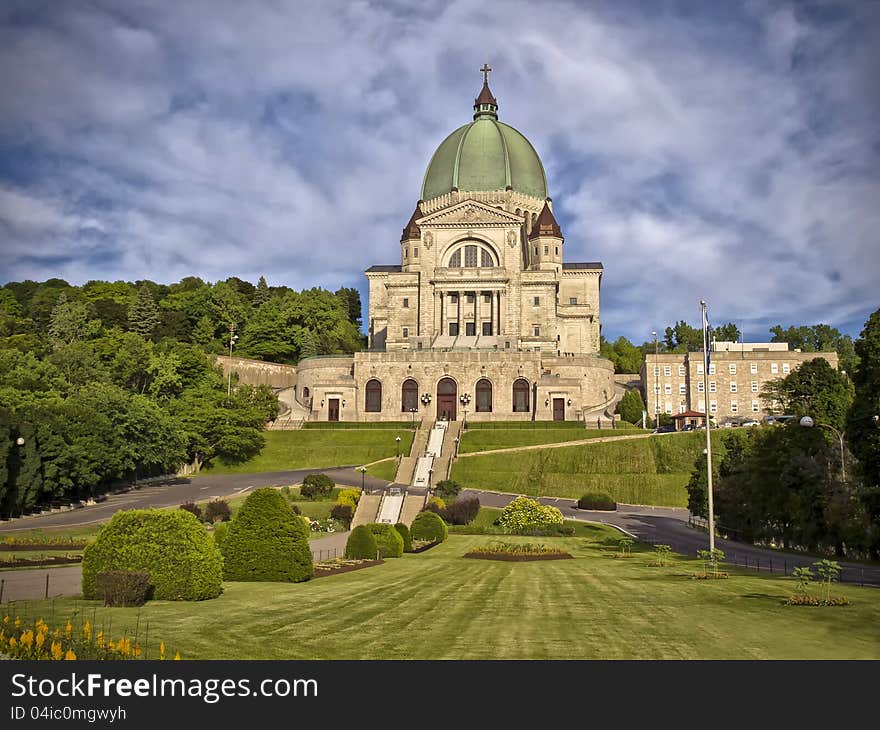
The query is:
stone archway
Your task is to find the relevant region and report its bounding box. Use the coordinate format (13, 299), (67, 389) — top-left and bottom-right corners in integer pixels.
(436, 377), (457, 421)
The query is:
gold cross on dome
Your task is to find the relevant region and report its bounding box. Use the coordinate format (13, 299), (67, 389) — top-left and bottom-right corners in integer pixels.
(480, 63), (492, 83)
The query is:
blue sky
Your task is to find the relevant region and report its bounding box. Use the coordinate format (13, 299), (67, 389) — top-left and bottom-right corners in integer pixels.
(0, 0), (877, 343)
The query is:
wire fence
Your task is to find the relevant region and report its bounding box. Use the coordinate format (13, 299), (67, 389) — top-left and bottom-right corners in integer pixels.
(311, 548), (338, 562)
(686, 515), (875, 587)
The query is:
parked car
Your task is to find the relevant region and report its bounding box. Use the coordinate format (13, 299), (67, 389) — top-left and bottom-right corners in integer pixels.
(655, 425), (676, 433)
(741, 420), (760, 427)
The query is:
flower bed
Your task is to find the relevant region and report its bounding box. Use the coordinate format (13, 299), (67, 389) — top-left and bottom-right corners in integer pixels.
(463, 542), (573, 562)
(312, 559), (384, 578)
(411, 540), (440, 554)
(0, 555), (82, 568)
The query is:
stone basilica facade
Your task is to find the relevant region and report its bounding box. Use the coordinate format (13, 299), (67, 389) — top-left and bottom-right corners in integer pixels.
(295, 72), (616, 423)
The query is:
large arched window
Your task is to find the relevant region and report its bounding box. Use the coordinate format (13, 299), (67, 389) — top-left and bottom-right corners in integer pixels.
(476, 378), (493, 412)
(512, 379), (530, 413)
(365, 379), (382, 412)
(401, 379), (418, 413)
(447, 241), (497, 268)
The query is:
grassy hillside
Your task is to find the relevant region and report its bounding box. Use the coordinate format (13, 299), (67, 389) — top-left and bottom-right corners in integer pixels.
(451, 432), (720, 507)
(202, 428), (415, 474)
(17, 533), (879, 659)
(459, 425), (646, 453)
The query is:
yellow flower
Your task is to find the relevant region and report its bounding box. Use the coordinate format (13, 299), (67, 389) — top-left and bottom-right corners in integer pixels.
(82, 620), (91, 641)
(64, 621), (72, 636)
(50, 641), (63, 660)
(173, 651), (181, 661)
(64, 648), (77, 660)
(134, 643), (142, 658)
(159, 641), (166, 660)
(53, 628), (61, 638)
(96, 630), (104, 646)
(8, 636), (17, 650)
(20, 631), (34, 649)
(14, 616), (21, 629)
(36, 619), (48, 634)
(2, 615), (8, 625)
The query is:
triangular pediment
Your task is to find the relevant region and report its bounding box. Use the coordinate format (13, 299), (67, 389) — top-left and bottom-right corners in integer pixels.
(417, 200), (524, 227)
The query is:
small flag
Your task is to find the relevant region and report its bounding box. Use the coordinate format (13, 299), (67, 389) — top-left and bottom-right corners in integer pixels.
(702, 303), (711, 370)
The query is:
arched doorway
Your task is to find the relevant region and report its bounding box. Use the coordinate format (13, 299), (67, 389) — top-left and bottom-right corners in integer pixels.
(436, 377), (457, 421)
(365, 379), (382, 412)
(512, 378), (530, 412)
(401, 378), (418, 413)
(476, 378), (493, 412)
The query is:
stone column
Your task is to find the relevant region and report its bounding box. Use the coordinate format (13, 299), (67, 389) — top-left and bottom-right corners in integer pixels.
(473, 290), (478, 336)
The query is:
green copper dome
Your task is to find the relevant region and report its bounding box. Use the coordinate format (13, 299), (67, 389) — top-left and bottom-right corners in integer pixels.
(420, 81), (548, 201)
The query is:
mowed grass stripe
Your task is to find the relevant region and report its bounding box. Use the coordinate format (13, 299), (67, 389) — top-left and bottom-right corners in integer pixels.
(451, 432), (716, 506)
(14, 532), (880, 659)
(201, 429), (416, 475)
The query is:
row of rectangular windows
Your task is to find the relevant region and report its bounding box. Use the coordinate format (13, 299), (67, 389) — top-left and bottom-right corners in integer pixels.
(655, 400), (761, 414)
(653, 363), (791, 376)
(655, 381), (763, 394)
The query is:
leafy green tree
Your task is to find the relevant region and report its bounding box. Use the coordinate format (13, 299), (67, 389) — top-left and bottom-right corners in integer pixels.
(813, 559), (841, 603)
(49, 342), (108, 392)
(761, 357), (853, 429)
(48, 294), (100, 348)
(770, 323), (857, 374)
(791, 566), (813, 596)
(128, 284), (161, 339)
(190, 314), (218, 349)
(617, 389), (646, 425)
(846, 307), (880, 557)
(335, 287), (363, 327)
(147, 350), (183, 400)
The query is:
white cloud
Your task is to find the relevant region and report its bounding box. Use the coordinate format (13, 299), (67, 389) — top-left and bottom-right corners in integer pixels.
(0, 0), (877, 340)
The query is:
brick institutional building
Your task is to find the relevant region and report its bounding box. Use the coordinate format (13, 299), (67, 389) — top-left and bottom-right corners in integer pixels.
(294, 69), (616, 423)
(641, 341), (839, 426)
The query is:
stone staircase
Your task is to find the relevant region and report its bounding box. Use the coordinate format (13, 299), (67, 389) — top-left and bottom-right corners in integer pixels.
(398, 493), (427, 527)
(351, 494), (381, 529)
(394, 421), (432, 483)
(433, 420), (462, 480)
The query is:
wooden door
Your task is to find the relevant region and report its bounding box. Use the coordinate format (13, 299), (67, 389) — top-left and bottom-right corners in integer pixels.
(328, 398), (340, 422)
(553, 398), (565, 421)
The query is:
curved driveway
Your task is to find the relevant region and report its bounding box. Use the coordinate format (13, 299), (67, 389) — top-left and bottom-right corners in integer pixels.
(464, 489), (880, 587)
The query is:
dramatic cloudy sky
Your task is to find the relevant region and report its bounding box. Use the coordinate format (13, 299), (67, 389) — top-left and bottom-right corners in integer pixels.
(1, 0), (878, 342)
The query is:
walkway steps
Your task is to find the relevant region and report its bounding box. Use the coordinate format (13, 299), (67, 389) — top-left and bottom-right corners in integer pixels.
(398, 494), (427, 527)
(351, 494), (381, 529)
(394, 456), (417, 485)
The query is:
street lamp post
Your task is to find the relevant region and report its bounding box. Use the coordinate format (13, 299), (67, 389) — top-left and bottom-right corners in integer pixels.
(453, 436), (460, 457)
(227, 322), (239, 397)
(800, 416), (847, 481)
(460, 393), (471, 431)
(395, 435), (401, 462)
(359, 466), (367, 494)
(428, 467), (434, 490)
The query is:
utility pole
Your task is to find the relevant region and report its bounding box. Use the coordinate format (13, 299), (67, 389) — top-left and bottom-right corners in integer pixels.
(652, 330), (659, 428)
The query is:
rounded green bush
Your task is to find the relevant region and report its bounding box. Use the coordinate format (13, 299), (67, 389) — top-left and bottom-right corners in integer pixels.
(394, 522), (413, 553)
(411, 510), (448, 543)
(367, 523), (404, 558)
(577, 492), (617, 510)
(301, 473), (335, 499)
(212, 522), (229, 551)
(345, 524), (378, 559)
(220, 488), (313, 582)
(82, 509), (223, 601)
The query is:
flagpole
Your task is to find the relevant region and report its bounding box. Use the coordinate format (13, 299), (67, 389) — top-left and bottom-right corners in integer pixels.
(701, 299), (715, 553)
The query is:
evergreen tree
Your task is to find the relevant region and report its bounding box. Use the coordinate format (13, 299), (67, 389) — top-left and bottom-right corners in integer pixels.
(253, 276), (271, 308)
(616, 389), (646, 424)
(128, 284), (160, 338)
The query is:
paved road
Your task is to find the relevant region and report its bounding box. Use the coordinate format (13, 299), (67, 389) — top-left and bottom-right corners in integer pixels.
(0, 468), (389, 532)
(464, 489), (880, 587)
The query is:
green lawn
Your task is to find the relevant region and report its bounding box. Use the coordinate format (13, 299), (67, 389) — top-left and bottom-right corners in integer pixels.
(201, 428), (415, 475)
(451, 432), (721, 507)
(366, 459), (398, 481)
(12, 533), (879, 659)
(458, 427), (647, 454)
(0, 525), (103, 543)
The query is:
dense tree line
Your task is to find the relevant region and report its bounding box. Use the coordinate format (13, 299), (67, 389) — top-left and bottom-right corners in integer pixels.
(686, 308), (880, 559)
(0, 275), (362, 516)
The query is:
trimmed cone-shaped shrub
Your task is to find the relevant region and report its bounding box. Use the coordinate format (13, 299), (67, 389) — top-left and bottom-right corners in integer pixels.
(220, 488), (313, 582)
(345, 524), (378, 559)
(82, 509), (223, 601)
(411, 510), (448, 542)
(394, 522), (413, 553)
(367, 523), (404, 558)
